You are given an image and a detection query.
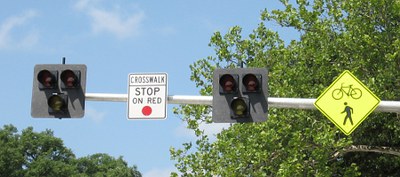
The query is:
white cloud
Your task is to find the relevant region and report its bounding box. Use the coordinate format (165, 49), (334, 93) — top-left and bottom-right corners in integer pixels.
(19, 31), (39, 48)
(202, 122), (231, 138)
(156, 26), (177, 36)
(85, 107), (106, 123)
(0, 10), (38, 49)
(74, 0), (92, 10)
(75, 0), (144, 39)
(89, 9), (144, 38)
(143, 167), (177, 177)
(175, 120), (231, 141)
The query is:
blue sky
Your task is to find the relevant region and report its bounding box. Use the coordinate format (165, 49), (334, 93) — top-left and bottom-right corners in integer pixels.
(0, 1), (293, 176)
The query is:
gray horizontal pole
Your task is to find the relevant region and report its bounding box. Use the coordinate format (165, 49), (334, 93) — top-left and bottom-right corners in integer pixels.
(167, 95), (212, 105)
(85, 93), (213, 104)
(86, 93), (127, 102)
(85, 93), (400, 113)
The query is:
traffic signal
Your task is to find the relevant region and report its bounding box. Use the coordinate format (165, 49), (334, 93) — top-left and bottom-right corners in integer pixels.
(31, 64), (87, 118)
(212, 68), (268, 123)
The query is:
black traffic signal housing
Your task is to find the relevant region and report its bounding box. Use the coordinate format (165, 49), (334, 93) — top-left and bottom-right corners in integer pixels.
(212, 68), (268, 123)
(31, 64), (87, 118)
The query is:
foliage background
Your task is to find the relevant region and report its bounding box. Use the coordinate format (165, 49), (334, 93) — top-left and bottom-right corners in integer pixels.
(0, 125), (142, 177)
(171, 0), (400, 176)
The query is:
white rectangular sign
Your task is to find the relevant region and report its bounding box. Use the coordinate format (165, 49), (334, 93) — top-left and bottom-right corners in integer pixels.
(128, 73), (167, 119)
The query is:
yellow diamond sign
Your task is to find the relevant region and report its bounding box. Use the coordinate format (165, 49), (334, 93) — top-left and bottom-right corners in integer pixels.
(314, 70), (380, 135)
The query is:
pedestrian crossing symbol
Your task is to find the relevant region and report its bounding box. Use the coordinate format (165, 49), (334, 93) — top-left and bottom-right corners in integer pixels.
(314, 70), (380, 135)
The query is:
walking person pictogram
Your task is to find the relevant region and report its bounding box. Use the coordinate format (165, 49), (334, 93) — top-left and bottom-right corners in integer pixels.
(342, 102), (354, 125)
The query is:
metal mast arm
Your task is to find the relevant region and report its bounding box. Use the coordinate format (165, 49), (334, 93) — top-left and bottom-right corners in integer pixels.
(85, 93), (400, 113)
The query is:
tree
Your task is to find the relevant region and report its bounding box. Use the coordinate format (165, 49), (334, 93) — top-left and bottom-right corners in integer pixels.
(0, 125), (142, 177)
(0, 125), (25, 177)
(75, 153), (142, 177)
(21, 127), (77, 177)
(171, 0), (400, 176)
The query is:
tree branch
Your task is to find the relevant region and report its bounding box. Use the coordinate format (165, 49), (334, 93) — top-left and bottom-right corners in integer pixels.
(332, 145), (400, 159)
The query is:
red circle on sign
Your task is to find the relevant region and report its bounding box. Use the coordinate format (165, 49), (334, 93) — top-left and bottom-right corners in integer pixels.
(142, 106), (152, 116)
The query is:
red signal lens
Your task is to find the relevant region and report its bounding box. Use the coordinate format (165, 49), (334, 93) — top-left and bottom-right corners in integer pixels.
(219, 74), (237, 93)
(37, 70), (55, 88)
(243, 74), (259, 92)
(61, 70), (78, 88)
